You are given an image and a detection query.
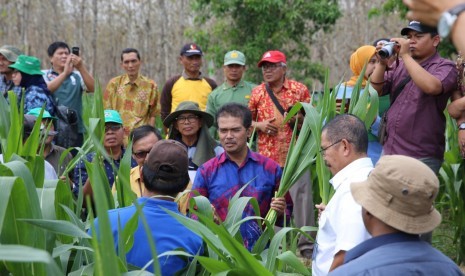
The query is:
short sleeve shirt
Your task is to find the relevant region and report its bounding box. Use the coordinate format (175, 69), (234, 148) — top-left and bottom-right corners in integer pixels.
(248, 79), (310, 166)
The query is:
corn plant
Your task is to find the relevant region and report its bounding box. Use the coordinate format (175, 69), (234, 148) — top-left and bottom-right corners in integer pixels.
(265, 66), (379, 226)
(437, 112), (465, 264)
(0, 84), (159, 275)
(164, 189), (316, 275)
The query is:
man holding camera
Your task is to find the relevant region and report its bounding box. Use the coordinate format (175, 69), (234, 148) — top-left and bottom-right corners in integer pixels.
(371, 21), (457, 175)
(248, 50), (315, 259)
(42, 41), (95, 149)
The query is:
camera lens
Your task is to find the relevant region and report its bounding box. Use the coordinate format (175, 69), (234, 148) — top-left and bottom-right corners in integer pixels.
(378, 49), (390, 59)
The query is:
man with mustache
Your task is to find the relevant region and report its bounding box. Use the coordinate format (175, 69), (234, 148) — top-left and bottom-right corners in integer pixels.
(371, 21), (457, 175)
(192, 103), (292, 251)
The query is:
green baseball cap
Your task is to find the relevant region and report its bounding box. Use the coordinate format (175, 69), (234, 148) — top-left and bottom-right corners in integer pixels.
(224, 50), (246, 66)
(27, 107), (58, 121)
(104, 110), (123, 124)
(0, 45), (23, 62)
(8, 55), (43, 75)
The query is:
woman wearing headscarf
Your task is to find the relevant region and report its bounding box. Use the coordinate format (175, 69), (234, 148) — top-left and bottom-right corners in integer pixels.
(335, 45), (378, 110)
(9, 55), (56, 115)
(334, 45), (382, 164)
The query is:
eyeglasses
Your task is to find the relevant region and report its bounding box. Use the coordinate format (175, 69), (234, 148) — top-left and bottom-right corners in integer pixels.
(133, 150), (150, 159)
(104, 124), (122, 132)
(176, 115), (199, 123)
(319, 139), (342, 155)
(261, 63), (283, 71)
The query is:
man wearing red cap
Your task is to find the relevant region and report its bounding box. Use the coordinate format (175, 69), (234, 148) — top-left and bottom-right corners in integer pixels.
(248, 50), (314, 258)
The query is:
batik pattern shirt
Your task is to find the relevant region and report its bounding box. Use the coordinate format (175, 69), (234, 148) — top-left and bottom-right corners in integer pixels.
(192, 150), (293, 251)
(248, 79), (310, 166)
(103, 74), (158, 141)
(15, 85), (56, 115)
(0, 75), (21, 98)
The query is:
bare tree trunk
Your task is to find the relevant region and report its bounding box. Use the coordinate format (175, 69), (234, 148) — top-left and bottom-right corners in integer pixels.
(91, 0), (98, 76)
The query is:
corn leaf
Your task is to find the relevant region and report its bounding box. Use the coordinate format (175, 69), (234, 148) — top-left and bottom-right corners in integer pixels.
(0, 176), (46, 275)
(276, 251), (311, 275)
(0, 245), (63, 275)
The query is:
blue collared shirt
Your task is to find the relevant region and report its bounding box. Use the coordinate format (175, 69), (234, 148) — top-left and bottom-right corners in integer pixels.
(330, 232), (462, 275)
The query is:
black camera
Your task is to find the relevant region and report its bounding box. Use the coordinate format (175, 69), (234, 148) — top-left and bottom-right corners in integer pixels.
(378, 42), (397, 59)
(71, 47), (80, 56)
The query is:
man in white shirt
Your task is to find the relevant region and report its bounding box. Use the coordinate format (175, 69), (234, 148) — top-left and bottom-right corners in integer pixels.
(312, 114), (373, 275)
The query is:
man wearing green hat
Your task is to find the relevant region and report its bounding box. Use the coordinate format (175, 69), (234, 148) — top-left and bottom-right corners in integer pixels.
(0, 45), (23, 98)
(206, 50), (256, 136)
(26, 108), (74, 182)
(73, 110), (137, 200)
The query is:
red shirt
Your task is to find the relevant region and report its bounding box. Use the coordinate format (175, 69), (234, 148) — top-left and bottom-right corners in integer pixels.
(248, 79), (310, 166)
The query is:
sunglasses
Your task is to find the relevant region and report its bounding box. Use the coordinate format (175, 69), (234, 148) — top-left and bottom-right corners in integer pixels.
(105, 124), (122, 132)
(133, 150), (151, 159)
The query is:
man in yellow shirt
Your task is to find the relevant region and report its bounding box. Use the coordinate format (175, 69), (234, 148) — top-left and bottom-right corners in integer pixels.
(160, 43), (217, 121)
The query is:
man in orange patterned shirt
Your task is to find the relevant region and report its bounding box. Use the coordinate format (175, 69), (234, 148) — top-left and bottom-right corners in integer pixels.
(104, 48), (159, 144)
(248, 50), (314, 258)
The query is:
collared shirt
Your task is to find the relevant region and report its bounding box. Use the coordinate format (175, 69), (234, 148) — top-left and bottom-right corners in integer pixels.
(175, 137), (224, 170)
(0, 75), (21, 98)
(15, 85), (56, 115)
(248, 79), (310, 166)
(72, 148), (137, 196)
(192, 150), (293, 251)
(160, 73), (217, 120)
(382, 52), (457, 160)
(330, 232), (463, 276)
(103, 74), (159, 141)
(93, 197), (203, 275)
(313, 157), (373, 276)
(206, 80), (256, 132)
(42, 68), (87, 133)
(129, 166), (145, 197)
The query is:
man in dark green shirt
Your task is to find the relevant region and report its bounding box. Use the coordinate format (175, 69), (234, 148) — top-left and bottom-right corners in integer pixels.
(206, 50), (256, 136)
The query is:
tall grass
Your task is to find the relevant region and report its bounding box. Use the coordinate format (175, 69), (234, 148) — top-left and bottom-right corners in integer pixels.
(0, 66), (463, 276)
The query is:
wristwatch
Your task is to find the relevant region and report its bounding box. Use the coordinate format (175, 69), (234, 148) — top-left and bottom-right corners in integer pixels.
(438, 3), (465, 40)
(459, 122), (465, 131)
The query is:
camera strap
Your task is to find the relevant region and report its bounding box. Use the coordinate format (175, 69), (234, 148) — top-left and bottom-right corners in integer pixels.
(265, 83), (286, 116)
(391, 75), (411, 104)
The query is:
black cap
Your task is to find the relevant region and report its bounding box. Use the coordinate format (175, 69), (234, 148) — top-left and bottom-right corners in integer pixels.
(180, 43), (203, 56)
(401, 21), (438, 36)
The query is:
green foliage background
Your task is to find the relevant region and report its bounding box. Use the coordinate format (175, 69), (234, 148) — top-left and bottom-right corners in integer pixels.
(189, 0), (341, 87)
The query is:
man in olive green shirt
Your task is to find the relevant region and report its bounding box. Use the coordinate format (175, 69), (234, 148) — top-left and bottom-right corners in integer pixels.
(206, 50), (256, 136)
